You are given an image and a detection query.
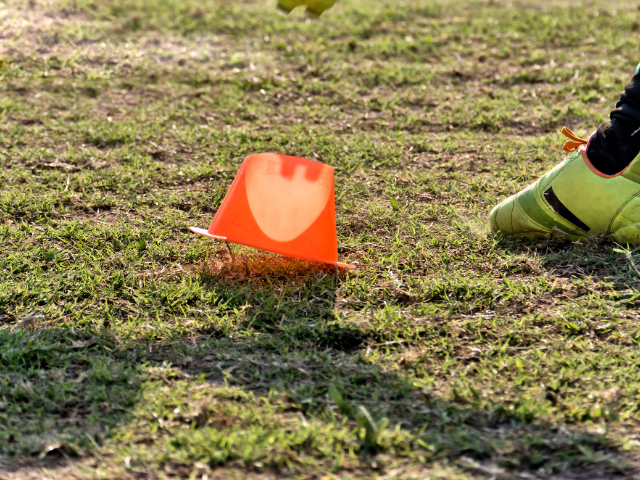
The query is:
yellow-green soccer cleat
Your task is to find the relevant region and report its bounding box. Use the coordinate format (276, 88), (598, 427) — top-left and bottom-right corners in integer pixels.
(277, 0), (336, 16)
(489, 127), (640, 244)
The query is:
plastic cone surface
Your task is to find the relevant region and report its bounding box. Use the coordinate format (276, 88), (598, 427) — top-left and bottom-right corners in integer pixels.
(190, 153), (355, 269)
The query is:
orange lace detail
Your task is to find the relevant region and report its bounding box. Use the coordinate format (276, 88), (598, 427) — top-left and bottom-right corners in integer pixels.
(561, 126), (589, 153)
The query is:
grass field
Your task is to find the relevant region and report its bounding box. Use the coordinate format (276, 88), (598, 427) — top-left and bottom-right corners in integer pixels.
(2, 0), (640, 478)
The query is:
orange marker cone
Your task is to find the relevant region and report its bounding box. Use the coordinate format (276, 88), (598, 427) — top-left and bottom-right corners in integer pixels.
(190, 153), (356, 269)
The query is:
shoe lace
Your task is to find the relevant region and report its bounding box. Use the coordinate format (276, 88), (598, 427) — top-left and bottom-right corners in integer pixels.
(561, 126), (588, 152)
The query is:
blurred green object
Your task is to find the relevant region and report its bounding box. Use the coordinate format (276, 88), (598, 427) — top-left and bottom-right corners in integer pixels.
(277, 0), (336, 16)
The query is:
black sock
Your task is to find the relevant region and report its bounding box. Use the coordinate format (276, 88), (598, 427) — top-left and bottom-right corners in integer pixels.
(587, 71), (640, 176)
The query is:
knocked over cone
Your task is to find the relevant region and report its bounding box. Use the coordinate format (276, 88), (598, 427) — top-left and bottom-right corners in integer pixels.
(190, 153), (355, 269)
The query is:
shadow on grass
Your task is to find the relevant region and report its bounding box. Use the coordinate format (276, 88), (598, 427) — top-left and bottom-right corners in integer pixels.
(0, 252), (636, 478)
(196, 252), (345, 342)
(495, 236), (640, 285)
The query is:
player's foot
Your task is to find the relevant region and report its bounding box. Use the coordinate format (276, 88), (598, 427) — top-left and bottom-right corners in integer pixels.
(277, 0), (336, 16)
(489, 127), (640, 244)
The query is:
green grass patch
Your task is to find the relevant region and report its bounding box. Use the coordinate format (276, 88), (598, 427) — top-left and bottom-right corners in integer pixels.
(2, 0), (640, 478)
